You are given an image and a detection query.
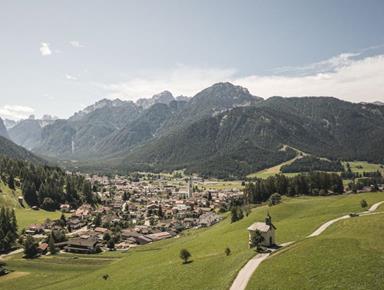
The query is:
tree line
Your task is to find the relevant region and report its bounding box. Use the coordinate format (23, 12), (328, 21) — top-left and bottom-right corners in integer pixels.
(0, 155), (97, 211)
(245, 172), (344, 204)
(0, 207), (17, 253)
(281, 156), (344, 173)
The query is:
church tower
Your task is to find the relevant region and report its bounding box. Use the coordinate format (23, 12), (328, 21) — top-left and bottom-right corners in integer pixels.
(187, 176), (193, 198)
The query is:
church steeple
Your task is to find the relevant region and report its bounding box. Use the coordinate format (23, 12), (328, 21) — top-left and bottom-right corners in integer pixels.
(265, 212), (272, 226)
(265, 212), (276, 229)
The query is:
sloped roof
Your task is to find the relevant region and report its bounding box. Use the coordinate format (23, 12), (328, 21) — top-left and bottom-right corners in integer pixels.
(247, 222), (271, 232)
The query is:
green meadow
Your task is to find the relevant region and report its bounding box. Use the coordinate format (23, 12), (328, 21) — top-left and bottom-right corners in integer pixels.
(344, 161), (384, 174)
(248, 159), (384, 180)
(246, 155), (300, 179)
(247, 213), (384, 290)
(0, 181), (65, 231)
(1, 191), (384, 290)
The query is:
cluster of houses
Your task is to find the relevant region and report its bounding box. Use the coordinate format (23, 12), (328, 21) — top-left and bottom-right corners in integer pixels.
(25, 174), (243, 254)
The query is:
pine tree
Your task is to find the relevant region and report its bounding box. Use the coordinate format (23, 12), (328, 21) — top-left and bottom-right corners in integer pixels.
(24, 235), (38, 258)
(0, 207), (18, 252)
(48, 233), (57, 255)
(60, 213), (67, 227)
(231, 206), (238, 223)
(7, 174), (15, 190)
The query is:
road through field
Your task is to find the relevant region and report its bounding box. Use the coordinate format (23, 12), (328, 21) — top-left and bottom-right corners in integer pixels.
(230, 200), (384, 290)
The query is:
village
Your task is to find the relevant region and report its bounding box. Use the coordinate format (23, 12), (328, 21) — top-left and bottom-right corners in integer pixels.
(23, 173), (243, 255)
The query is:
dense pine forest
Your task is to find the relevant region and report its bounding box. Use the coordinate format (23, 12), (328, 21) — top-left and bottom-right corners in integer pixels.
(244, 172), (344, 204)
(281, 156), (344, 173)
(0, 155), (96, 210)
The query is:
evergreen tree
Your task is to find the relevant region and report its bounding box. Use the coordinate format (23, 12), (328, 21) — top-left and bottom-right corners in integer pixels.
(82, 181), (94, 204)
(0, 207), (18, 252)
(60, 213), (67, 227)
(24, 235), (38, 258)
(48, 233), (57, 255)
(22, 181), (38, 206)
(107, 239), (115, 251)
(7, 174), (15, 190)
(251, 230), (264, 252)
(231, 206), (238, 223)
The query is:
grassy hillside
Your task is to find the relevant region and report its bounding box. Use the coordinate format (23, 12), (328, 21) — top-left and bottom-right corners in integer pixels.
(344, 161), (384, 174)
(2, 192), (384, 290)
(247, 213), (384, 290)
(0, 181), (64, 231)
(248, 159), (384, 179)
(246, 155), (300, 179)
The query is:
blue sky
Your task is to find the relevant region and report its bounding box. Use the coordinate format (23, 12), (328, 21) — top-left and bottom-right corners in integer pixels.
(1, 0), (384, 119)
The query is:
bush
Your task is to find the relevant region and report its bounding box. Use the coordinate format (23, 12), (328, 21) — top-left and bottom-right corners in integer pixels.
(107, 239), (115, 251)
(360, 199), (368, 208)
(103, 232), (111, 241)
(225, 247), (231, 256)
(41, 197), (56, 211)
(269, 193), (282, 206)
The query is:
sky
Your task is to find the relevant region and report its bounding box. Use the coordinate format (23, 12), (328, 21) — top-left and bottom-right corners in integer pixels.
(0, 0), (384, 120)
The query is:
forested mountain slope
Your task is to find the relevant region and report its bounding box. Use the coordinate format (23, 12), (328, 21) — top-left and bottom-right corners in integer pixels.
(120, 96), (384, 178)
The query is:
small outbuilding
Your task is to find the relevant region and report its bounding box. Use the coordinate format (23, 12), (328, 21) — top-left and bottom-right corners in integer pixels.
(247, 213), (276, 247)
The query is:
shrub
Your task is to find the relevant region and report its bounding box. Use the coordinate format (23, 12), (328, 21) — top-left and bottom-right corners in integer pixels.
(269, 193), (282, 206)
(360, 199), (368, 208)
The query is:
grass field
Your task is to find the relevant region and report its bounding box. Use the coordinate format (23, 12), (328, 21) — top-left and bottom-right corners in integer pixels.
(247, 213), (384, 290)
(0, 181), (65, 231)
(199, 180), (244, 190)
(14, 208), (64, 230)
(0, 252), (120, 290)
(248, 159), (384, 180)
(246, 155), (300, 179)
(343, 161), (384, 174)
(0, 181), (22, 207)
(2, 191), (384, 290)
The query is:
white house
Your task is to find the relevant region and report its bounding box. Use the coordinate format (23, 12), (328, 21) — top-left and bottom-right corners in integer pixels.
(247, 213), (276, 247)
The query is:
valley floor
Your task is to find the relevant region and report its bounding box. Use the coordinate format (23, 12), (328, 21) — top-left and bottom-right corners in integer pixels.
(1, 192), (384, 290)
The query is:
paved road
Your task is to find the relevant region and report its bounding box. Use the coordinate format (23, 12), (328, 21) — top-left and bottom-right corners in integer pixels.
(309, 200), (384, 237)
(368, 201), (384, 212)
(229, 253), (270, 290)
(229, 200), (384, 290)
(308, 215), (350, 237)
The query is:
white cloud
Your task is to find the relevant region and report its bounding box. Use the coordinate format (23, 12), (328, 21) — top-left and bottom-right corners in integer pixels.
(40, 42), (52, 56)
(65, 74), (78, 81)
(99, 65), (235, 100)
(0, 105), (35, 120)
(273, 52), (361, 75)
(99, 53), (384, 103)
(69, 41), (84, 48)
(235, 54), (384, 102)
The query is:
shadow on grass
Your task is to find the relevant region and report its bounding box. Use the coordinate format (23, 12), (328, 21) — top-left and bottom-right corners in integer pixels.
(182, 260), (193, 265)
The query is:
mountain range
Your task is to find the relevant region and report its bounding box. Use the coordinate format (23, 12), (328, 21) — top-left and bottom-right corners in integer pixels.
(2, 82), (384, 178)
(0, 117), (10, 139)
